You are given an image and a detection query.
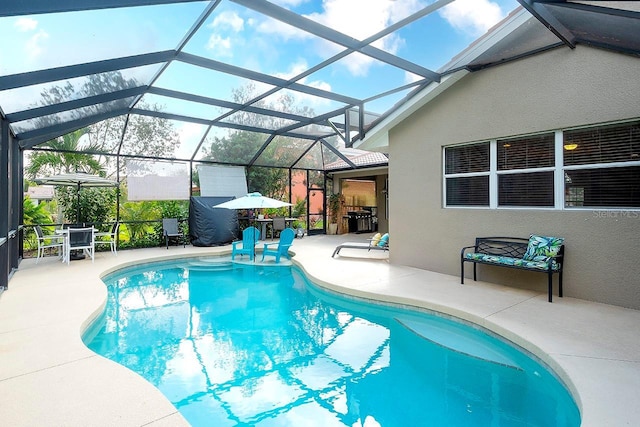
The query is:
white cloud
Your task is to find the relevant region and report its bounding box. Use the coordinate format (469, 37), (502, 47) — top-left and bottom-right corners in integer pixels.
(404, 71), (423, 85)
(26, 30), (49, 60)
(256, 0), (423, 77)
(256, 16), (309, 41)
(267, 60), (333, 108)
(14, 17), (38, 32)
(206, 34), (233, 57)
(211, 11), (244, 32)
(440, 0), (506, 37)
(206, 11), (246, 58)
(274, 60), (309, 80)
(271, 0), (310, 6)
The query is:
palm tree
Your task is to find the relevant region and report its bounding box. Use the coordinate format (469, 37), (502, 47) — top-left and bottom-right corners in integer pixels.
(26, 129), (113, 224)
(119, 201), (160, 243)
(26, 128), (105, 179)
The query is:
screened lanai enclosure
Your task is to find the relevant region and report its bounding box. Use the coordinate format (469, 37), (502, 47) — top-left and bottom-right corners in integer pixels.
(2, 0), (639, 288)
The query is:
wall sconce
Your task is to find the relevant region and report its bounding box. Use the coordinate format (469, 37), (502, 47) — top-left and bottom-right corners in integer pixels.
(563, 143), (578, 151)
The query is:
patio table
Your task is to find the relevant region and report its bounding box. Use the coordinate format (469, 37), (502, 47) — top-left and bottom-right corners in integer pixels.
(255, 218), (297, 240)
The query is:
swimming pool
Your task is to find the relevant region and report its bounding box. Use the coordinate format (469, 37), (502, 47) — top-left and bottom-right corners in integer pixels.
(84, 257), (580, 426)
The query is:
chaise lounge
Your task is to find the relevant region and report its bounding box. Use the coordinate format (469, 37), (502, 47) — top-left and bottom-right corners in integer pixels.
(332, 233), (389, 257)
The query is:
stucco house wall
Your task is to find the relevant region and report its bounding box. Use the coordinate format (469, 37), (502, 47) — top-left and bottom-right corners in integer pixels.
(388, 45), (640, 309)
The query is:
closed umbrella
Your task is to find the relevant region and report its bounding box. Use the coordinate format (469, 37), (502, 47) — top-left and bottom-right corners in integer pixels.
(35, 172), (119, 224)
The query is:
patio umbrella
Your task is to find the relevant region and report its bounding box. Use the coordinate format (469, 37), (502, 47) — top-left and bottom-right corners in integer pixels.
(213, 192), (292, 210)
(35, 172), (119, 224)
(214, 193), (292, 255)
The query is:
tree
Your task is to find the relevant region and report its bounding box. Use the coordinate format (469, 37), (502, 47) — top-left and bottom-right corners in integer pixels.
(26, 129), (103, 178)
(86, 102), (181, 163)
(201, 83), (315, 198)
(33, 71), (181, 176)
(26, 128), (116, 224)
(119, 201), (160, 245)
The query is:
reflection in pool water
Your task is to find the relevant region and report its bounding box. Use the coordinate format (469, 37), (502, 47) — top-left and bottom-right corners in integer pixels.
(85, 258), (580, 427)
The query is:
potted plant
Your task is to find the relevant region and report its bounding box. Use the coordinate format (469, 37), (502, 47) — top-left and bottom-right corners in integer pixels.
(327, 193), (342, 235)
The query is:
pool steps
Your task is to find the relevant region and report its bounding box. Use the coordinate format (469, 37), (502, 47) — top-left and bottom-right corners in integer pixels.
(182, 258), (234, 271)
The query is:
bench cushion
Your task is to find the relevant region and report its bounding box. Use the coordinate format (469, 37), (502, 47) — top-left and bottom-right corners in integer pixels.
(523, 234), (564, 262)
(465, 253), (560, 271)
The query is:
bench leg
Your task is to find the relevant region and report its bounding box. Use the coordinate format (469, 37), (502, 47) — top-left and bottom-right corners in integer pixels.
(460, 259), (465, 284)
(332, 247), (341, 257)
(559, 271), (563, 298)
(548, 271), (553, 303)
(473, 263), (477, 281)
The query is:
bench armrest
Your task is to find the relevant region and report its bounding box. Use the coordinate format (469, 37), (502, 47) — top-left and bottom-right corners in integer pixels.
(460, 244), (477, 258)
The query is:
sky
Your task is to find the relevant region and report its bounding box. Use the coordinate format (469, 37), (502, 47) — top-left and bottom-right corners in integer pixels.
(0, 0), (519, 158)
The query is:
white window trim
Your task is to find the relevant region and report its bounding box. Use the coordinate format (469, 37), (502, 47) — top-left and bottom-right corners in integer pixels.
(443, 120), (640, 211)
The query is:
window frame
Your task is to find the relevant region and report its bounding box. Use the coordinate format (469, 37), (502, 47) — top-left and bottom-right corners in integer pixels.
(442, 142), (491, 208)
(443, 120), (640, 211)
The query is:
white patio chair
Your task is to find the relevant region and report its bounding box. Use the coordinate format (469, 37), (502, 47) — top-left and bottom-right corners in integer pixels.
(94, 222), (119, 255)
(65, 227), (95, 265)
(34, 225), (64, 263)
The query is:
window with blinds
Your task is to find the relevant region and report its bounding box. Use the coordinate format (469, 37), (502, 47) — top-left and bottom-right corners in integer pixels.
(497, 133), (555, 207)
(445, 143), (489, 174)
(443, 120), (640, 210)
(444, 143), (489, 206)
(564, 121), (640, 208)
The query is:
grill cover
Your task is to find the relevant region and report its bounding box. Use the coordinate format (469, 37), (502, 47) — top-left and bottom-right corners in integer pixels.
(189, 196), (239, 246)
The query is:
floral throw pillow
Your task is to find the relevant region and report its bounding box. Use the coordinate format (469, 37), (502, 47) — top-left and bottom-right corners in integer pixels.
(523, 234), (564, 261)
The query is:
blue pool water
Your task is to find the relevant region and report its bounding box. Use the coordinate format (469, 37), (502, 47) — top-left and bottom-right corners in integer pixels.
(84, 258), (580, 427)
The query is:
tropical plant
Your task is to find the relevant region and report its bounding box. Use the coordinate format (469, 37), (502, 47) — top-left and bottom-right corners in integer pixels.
(156, 200), (189, 243)
(119, 201), (160, 242)
(57, 186), (117, 226)
(328, 193), (343, 224)
(22, 196), (55, 251)
(292, 198), (306, 218)
(23, 196), (53, 226)
(25, 129), (104, 178)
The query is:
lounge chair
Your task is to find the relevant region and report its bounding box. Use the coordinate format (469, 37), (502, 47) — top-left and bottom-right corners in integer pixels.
(332, 233), (389, 257)
(163, 218), (186, 249)
(232, 226), (260, 260)
(261, 228), (295, 263)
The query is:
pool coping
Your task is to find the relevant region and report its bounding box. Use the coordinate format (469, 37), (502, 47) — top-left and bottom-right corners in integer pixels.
(1, 236), (638, 426)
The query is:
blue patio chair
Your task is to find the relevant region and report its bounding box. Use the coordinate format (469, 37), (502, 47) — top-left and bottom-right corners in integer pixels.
(232, 226), (260, 260)
(261, 228), (295, 263)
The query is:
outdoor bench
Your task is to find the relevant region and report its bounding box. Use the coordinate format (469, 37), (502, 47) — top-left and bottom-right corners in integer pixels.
(460, 236), (564, 302)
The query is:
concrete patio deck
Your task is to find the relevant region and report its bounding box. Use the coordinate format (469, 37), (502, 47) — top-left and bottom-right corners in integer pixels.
(1, 234), (638, 426)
